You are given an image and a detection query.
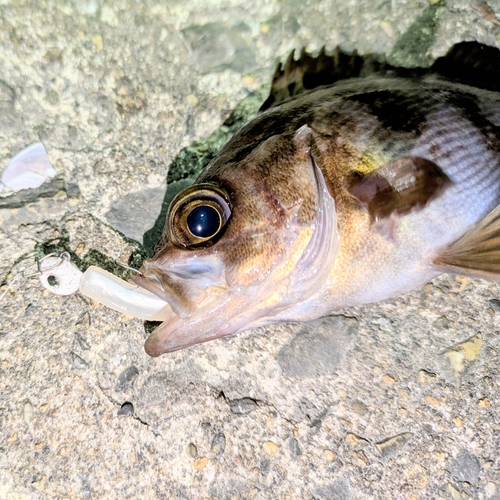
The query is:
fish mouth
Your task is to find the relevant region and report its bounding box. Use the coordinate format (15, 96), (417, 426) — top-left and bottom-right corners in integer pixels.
(130, 270), (175, 309)
(142, 292), (269, 356)
(130, 254), (227, 319)
(130, 268), (206, 319)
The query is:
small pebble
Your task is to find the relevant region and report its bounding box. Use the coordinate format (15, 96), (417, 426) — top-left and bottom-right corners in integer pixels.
(74, 333), (90, 351)
(228, 397), (258, 414)
(193, 457), (208, 470)
(488, 299), (500, 312)
(262, 441), (279, 456)
(478, 397), (490, 408)
(23, 401), (33, 424)
(418, 369), (437, 383)
(288, 437), (301, 457)
(211, 433), (226, 455)
(403, 463), (429, 489)
(185, 94), (198, 107)
(69, 352), (89, 370)
(433, 316), (449, 329)
(375, 432), (412, 457)
(186, 443), (198, 458)
(115, 365), (139, 392)
(92, 34), (104, 53)
(75, 311), (91, 327)
(117, 402), (134, 417)
(443, 332), (482, 379)
(322, 449), (336, 462)
(485, 482), (497, 497)
(350, 400), (368, 415)
(425, 395), (440, 405)
(447, 449), (481, 483)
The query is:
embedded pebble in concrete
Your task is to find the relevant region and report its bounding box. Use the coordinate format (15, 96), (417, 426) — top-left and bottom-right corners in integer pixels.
(313, 480), (352, 500)
(488, 298), (500, 312)
(117, 402), (134, 417)
(441, 332), (483, 381)
(74, 332), (91, 351)
(211, 432), (226, 455)
(228, 397), (259, 414)
(447, 449), (482, 483)
(262, 441), (280, 456)
(104, 187), (166, 243)
(69, 352), (89, 371)
(115, 365), (139, 392)
(186, 442), (198, 458)
(374, 432), (413, 457)
(288, 437), (301, 458)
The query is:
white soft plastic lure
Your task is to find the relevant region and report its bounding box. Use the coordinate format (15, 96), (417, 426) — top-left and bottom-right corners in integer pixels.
(0, 142), (56, 193)
(38, 253), (171, 321)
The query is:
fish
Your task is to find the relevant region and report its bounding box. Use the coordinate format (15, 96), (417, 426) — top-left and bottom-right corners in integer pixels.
(132, 41), (500, 356)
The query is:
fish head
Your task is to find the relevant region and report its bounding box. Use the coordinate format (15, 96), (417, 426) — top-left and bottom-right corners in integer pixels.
(132, 125), (339, 355)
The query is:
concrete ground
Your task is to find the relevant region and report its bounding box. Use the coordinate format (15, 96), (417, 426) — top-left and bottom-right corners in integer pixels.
(1, 0), (500, 498)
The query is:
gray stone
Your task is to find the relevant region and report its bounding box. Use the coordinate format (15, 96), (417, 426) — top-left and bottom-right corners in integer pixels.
(375, 432), (413, 457)
(228, 397), (258, 415)
(104, 187), (166, 244)
(69, 352), (89, 370)
(488, 298), (500, 312)
(288, 437), (301, 457)
(115, 365), (139, 392)
(314, 479), (352, 500)
(74, 333), (90, 351)
(186, 443), (198, 458)
(278, 316), (358, 378)
(0, 176), (67, 209)
(447, 449), (482, 483)
(117, 402), (134, 417)
(211, 432), (226, 456)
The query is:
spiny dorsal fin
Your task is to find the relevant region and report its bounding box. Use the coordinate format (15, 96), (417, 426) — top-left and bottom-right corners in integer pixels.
(434, 205), (500, 279)
(260, 42), (500, 113)
(259, 47), (364, 112)
(431, 41), (500, 93)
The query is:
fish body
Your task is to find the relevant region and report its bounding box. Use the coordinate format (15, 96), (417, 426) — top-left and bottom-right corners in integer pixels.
(133, 42), (500, 356)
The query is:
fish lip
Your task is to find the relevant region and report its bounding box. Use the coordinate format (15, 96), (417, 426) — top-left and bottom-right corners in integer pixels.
(129, 270), (173, 305)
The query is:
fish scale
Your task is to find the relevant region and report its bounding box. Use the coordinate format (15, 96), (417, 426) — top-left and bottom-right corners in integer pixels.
(129, 42), (500, 356)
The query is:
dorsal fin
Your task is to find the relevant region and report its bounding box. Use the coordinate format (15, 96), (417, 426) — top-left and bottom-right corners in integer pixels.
(430, 41), (500, 93)
(259, 47), (364, 112)
(260, 42), (500, 113)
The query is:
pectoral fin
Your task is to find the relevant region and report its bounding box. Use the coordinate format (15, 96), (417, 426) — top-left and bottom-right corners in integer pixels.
(345, 156), (451, 235)
(434, 205), (500, 279)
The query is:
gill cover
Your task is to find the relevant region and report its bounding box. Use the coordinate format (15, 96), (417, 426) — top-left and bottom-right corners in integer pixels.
(134, 125), (339, 356)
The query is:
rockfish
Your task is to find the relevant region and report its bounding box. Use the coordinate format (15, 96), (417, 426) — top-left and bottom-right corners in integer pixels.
(132, 42), (500, 356)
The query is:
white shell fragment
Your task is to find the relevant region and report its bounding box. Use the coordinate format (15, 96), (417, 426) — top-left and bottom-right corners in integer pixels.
(39, 255), (83, 296)
(1, 142), (56, 193)
(80, 266), (172, 321)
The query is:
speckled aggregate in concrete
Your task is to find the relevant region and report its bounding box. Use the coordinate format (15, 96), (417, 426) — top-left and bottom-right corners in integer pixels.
(1, 1), (500, 499)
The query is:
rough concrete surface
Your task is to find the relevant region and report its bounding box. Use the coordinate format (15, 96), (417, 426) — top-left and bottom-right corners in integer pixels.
(1, 0), (500, 498)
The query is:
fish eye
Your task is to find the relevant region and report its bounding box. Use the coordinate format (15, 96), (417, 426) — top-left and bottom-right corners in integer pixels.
(186, 205), (221, 238)
(168, 184), (231, 248)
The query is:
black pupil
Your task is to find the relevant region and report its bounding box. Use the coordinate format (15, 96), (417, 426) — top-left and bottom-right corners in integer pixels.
(187, 205), (220, 238)
(47, 275), (59, 287)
